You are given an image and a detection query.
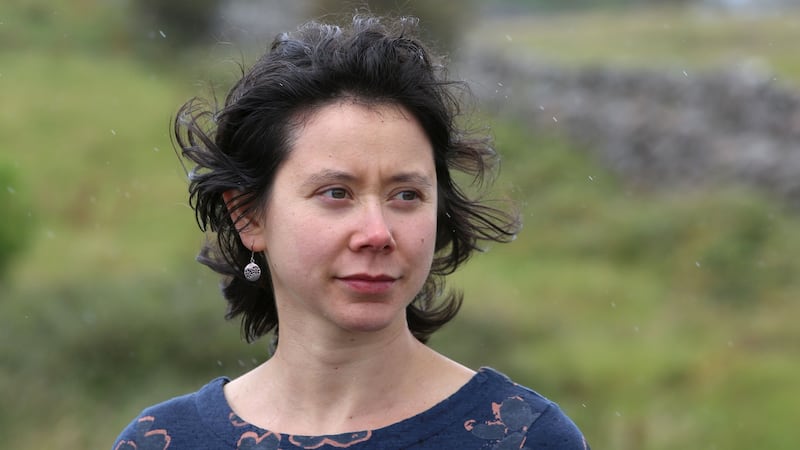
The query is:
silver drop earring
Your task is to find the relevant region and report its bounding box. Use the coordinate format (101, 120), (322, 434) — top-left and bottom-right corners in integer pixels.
(243, 246), (262, 282)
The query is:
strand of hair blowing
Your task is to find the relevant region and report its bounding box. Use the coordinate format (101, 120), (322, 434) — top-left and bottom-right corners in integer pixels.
(173, 15), (520, 346)
(174, 94), (280, 344)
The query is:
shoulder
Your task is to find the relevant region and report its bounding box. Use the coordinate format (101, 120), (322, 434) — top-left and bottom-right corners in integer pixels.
(465, 368), (590, 450)
(112, 377), (230, 450)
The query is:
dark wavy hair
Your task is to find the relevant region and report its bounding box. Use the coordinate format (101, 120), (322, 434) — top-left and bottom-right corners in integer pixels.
(174, 14), (519, 345)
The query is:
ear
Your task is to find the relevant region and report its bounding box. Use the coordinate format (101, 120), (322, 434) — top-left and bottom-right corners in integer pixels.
(222, 190), (267, 252)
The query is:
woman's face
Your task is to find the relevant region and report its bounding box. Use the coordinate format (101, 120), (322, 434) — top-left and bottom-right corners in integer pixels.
(245, 101), (438, 339)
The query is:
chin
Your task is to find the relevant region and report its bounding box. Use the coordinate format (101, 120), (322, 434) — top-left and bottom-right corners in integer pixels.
(334, 305), (408, 335)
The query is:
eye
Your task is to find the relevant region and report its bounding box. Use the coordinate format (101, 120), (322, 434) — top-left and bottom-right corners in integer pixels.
(393, 190), (420, 201)
(321, 187), (349, 199)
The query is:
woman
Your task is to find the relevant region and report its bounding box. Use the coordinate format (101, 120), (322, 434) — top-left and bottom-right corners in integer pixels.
(113, 15), (589, 450)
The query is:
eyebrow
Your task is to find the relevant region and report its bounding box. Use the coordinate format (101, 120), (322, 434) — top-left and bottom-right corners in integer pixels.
(300, 169), (434, 190)
(300, 170), (356, 191)
(388, 172), (434, 188)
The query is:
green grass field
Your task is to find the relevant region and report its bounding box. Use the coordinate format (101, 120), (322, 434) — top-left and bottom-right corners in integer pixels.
(2, 3), (799, 449)
(467, 8), (800, 87)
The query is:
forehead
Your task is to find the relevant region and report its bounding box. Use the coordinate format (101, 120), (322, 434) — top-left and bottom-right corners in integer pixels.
(297, 99), (416, 132)
(282, 100), (434, 170)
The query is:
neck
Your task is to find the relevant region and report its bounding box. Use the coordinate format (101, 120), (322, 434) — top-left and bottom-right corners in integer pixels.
(225, 322), (473, 436)
(266, 322), (429, 413)
(273, 315), (417, 371)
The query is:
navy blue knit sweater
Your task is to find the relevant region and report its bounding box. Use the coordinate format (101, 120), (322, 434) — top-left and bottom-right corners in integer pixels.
(113, 367), (588, 449)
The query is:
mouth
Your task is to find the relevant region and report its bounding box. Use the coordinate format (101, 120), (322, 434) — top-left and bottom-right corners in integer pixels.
(336, 273), (398, 294)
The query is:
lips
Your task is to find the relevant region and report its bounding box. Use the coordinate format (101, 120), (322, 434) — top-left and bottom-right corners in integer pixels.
(336, 273), (397, 294)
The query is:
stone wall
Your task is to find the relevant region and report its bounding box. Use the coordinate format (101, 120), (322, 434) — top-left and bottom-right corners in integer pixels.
(467, 53), (800, 207)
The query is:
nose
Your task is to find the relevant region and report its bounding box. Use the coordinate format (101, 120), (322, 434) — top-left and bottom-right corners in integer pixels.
(349, 203), (396, 252)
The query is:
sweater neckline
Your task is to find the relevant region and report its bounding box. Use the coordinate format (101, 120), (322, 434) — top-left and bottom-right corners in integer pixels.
(196, 367), (503, 448)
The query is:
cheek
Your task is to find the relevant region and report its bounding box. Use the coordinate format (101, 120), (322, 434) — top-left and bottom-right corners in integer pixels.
(414, 216), (439, 259)
(265, 212), (321, 266)
(281, 218), (324, 253)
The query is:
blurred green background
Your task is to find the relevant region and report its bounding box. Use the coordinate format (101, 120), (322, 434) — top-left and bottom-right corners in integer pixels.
(2, 0), (799, 448)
